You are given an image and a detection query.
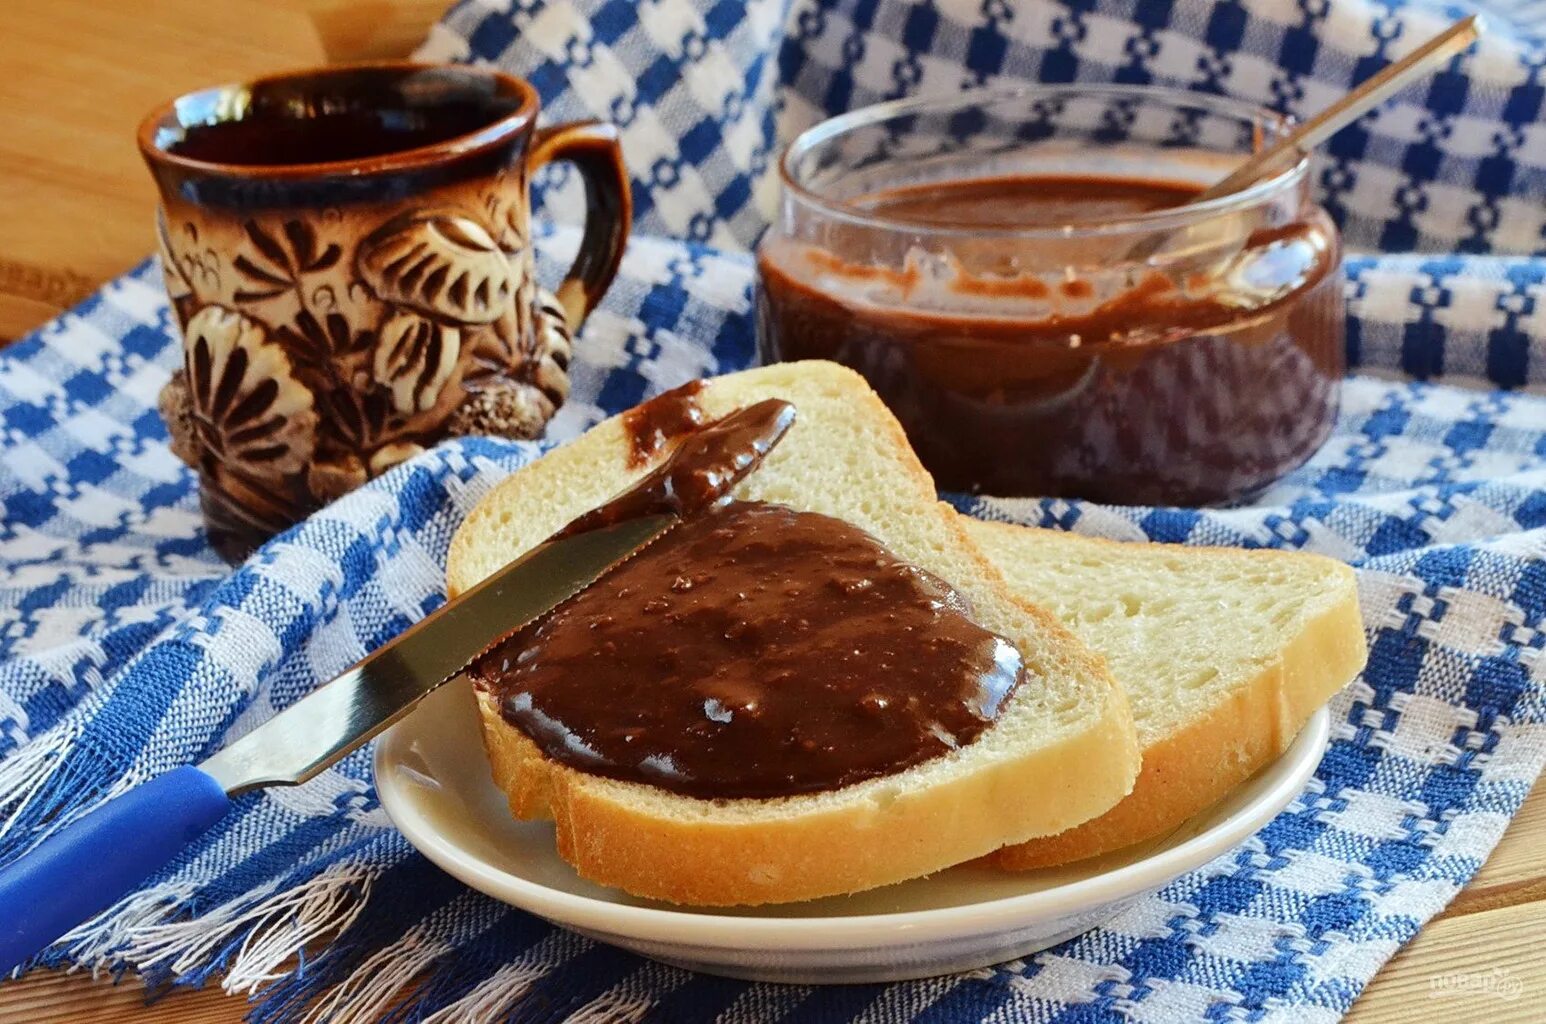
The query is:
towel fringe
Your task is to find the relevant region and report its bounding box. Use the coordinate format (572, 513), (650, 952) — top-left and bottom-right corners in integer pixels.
(57, 880), (203, 974)
(565, 992), (656, 1024)
(0, 720), (85, 840)
(418, 963), (549, 1024)
(300, 926), (450, 1024)
(118, 862), (374, 993)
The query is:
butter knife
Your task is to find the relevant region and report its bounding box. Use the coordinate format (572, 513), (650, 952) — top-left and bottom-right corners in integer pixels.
(0, 511), (677, 974)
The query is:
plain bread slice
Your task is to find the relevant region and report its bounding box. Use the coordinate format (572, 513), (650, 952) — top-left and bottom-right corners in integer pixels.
(963, 520), (1366, 870)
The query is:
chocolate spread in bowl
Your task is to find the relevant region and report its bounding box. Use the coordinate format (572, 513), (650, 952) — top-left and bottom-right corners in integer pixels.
(471, 395), (1025, 799)
(757, 174), (1344, 504)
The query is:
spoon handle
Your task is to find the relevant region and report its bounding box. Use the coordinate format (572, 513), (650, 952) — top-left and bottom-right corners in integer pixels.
(1193, 14), (1482, 203)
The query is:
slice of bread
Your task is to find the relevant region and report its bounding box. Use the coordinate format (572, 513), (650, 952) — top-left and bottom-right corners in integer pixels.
(963, 520), (1366, 870)
(447, 361), (1139, 905)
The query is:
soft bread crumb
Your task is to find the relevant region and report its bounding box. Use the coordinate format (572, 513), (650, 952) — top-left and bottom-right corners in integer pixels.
(966, 520), (1366, 869)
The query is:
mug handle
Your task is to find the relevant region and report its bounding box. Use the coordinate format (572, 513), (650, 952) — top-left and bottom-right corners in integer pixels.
(528, 122), (632, 331)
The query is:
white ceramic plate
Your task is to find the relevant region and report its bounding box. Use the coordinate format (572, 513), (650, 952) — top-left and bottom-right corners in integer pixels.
(375, 679), (1330, 984)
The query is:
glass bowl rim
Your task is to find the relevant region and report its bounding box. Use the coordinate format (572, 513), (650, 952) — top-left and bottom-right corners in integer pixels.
(777, 83), (1307, 240)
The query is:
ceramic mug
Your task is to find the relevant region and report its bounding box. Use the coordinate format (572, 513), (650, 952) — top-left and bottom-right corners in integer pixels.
(138, 62), (630, 560)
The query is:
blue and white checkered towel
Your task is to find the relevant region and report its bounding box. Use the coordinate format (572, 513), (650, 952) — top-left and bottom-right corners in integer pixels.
(4, 0), (1546, 1020)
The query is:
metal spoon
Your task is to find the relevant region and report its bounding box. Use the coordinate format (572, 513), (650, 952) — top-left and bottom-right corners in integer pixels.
(1118, 15), (1481, 266)
(1190, 14), (1483, 205)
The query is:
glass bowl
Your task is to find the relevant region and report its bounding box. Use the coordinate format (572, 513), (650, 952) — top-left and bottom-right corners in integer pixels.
(757, 85), (1344, 505)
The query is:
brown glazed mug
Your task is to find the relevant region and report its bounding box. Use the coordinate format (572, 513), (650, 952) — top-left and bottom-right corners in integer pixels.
(138, 63), (630, 560)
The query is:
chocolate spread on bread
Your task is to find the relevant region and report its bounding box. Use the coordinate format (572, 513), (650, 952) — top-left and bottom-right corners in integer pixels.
(472, 393), (1025, 799)
(757, 174), (1343, 504)
(475, 500), (1022, 799)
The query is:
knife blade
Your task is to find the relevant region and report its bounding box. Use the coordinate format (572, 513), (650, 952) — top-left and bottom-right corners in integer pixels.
(0, 511), (676, 973)
(0, 387), (800, 973)
(200, 512), (678, 795)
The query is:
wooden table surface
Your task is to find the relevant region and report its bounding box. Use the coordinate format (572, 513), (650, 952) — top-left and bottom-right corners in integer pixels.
(0, 0), (1542, 1020)
(0, 0), (442, 342)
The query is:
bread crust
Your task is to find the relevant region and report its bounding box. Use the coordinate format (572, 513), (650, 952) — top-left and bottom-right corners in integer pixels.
(450, 362), (1140, 905)
(476, 687), (1136, 904)
(968, 521), (1367, 870)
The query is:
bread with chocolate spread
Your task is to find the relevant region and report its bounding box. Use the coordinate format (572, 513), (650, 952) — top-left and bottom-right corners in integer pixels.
(965, 521), (1365, 869)
(447, 361), (1140, 906)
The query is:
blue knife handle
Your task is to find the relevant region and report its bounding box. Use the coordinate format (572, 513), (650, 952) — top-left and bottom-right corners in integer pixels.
(0, 765), (229, 975)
